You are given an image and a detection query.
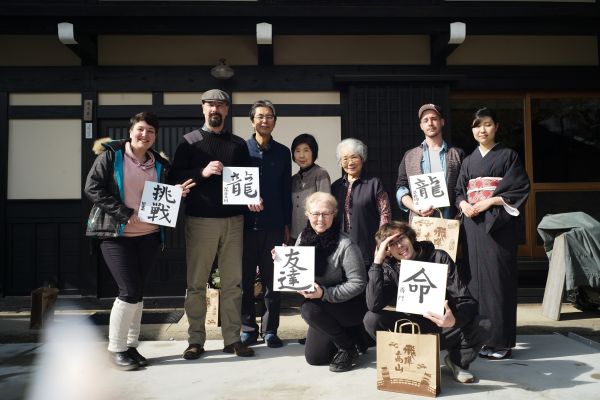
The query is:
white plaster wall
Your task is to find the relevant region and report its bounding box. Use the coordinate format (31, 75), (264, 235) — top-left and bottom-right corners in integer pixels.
(8, 119), (82, 199)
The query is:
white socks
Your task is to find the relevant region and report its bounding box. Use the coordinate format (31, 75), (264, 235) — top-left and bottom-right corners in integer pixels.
(108, 298), (138, 352)
(127, 301), (144, 348)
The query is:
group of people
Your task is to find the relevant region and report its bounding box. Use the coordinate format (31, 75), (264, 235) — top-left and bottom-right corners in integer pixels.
(84, 89), (530, 384)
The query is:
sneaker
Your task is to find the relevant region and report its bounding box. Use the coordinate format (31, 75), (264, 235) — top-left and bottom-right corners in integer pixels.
(126, 347), (148, 367)
(445, 355), (475, 383)
(182, 344), (205, 360)
(478, 345), (492, 358)
(329, 348), (359, 373)
(489, 348), (512, 360)
(264, 333), (283, 348)
(240, 330), (259, 346)
(223, 341), (255, 357)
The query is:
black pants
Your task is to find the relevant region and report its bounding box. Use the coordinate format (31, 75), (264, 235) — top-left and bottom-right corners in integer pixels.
(363, 309), (491, 369)
(100, 233), (161, 304)
(241, 229), (284, 334)
(301, 294), (367, 365)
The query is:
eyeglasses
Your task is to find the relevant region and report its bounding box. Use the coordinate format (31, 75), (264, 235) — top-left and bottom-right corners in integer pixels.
(255, 114), (275, 121)
(388, 235), (409, 247)
(340, 155), (361, 165)
(308, 211), (335, 218)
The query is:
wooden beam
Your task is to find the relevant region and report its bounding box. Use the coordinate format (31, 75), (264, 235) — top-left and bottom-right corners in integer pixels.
(64, 33), (98, 66)
(431, 33), (460, 68)
(258, 44), (274, 66)
(0, 92), (7, 296)
(1, 65), (600, 93)
(0, 2), (599, 19)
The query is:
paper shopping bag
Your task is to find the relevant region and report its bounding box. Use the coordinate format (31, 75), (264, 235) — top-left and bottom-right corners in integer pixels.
(206, 287), (221, 327)
(376, 320), (441, 397)
(412, 212), (460, 261)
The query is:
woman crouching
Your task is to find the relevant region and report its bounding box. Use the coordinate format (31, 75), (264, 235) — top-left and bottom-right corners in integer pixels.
(296, 192), (367, 372)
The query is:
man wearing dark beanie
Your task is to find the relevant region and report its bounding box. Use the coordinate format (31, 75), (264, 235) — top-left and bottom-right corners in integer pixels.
(168, 89), (256, 360)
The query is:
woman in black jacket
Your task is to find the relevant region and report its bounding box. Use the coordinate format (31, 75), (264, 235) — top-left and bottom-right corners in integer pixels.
(85, 112), (194, 370)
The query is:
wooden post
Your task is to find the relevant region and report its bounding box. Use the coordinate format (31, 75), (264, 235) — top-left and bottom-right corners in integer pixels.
(541, 234), (566, 320)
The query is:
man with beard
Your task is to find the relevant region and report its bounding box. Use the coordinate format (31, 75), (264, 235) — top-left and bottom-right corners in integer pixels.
(169, 89), (257, 360)
(396, 104), (464, 221)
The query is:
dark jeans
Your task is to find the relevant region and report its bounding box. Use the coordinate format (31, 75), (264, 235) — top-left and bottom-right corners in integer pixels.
(100, 232), (161, 304)
(363, 309), (491, 369)
(241, 229), (284, 335)
(301, 294), (367, 365)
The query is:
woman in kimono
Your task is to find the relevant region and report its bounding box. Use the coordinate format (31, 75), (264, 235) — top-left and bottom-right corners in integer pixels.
(455, 107), (530, 360)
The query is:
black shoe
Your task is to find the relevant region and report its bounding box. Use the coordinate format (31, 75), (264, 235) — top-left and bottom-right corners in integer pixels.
(126, 347), (148, 367)
(109, 351), (139, 371)
(355, 342), (368, 355)
(264, 333), (284, 348)
(223, 341), (255, 357)
(329, 348), (359, 372)
(240, 331), (259, 346)
(182, 344), (205, 360)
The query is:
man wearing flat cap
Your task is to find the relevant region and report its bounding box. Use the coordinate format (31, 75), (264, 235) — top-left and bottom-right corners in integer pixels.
(396, 103), (465, 221)
(168, 89), (256, 359)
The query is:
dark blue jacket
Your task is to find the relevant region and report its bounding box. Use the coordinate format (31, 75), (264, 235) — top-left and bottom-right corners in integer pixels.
(244, 135), (292, 231)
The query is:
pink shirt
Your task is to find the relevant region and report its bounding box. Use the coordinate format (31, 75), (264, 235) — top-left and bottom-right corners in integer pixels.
(122, 142), (159, 237)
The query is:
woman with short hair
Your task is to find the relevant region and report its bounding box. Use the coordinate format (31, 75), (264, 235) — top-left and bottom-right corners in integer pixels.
(331, 138), (391, 270)
(290, 133), (331, 243)
(296, 192), (367, 373)
(85, 112), (194, 370)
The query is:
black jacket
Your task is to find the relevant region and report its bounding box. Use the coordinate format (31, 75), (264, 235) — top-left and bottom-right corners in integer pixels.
(366, 241), (478, 329)
(84, 138), (170, 238)
(167, 128), (251, 218)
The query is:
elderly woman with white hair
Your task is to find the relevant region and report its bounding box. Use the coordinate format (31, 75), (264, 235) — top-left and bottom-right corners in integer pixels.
(331, 138), (392, 270)
(296, 192), (367, 373)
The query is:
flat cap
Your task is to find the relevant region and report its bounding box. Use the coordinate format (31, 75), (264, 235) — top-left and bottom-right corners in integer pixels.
(201, 89), (231, 104)
(418, 103), (443, 119)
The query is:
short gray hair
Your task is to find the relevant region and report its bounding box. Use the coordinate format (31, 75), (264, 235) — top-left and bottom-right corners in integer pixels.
(304, 192), (337, 214)
(336, 138), (368, 165)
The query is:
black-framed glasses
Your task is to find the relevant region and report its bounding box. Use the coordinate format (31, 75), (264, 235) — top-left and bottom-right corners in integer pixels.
(308, 211), (335, 218)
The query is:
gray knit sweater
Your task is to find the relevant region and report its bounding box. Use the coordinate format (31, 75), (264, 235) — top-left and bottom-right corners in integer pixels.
(295, 232), (366, 303)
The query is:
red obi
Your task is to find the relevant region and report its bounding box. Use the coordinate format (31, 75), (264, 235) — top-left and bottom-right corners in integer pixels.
(466, 177), (502, 204)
